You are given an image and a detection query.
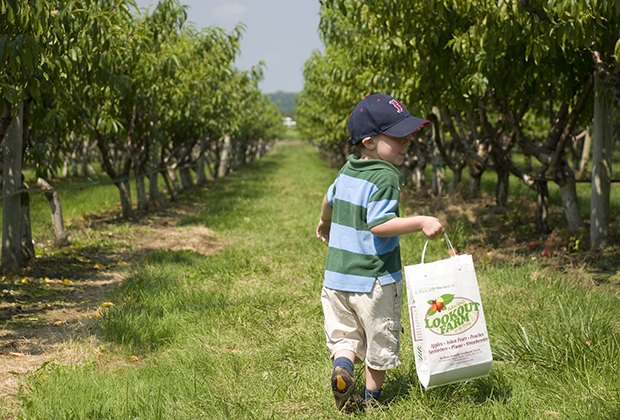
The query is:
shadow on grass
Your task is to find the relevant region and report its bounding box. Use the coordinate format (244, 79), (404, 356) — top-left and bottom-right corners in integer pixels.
(0, 244), (210, 356)
(384, 367), (512, 407)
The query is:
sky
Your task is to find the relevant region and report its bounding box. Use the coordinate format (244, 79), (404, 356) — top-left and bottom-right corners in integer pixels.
(134, 0), (324, 93)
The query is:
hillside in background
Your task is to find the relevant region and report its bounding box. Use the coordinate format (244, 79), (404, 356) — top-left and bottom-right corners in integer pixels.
(269, 91), (298, 118)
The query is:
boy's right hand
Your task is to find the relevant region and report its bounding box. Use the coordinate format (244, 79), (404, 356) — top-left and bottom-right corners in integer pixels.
(422, 216), (444, 239)
(316, 219), (331, 244)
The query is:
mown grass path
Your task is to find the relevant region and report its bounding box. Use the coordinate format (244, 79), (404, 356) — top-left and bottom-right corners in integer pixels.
(13, 142), (620, 418)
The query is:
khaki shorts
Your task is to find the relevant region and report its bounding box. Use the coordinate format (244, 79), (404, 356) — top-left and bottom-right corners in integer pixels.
(321, 281), (403, 371)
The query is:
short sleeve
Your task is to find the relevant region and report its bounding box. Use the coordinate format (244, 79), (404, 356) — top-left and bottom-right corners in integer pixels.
(326, 180), (337, 207)
(366, 185), (399, 228)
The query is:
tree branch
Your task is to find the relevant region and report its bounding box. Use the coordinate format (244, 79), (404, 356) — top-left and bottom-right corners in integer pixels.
(518, 0), (551, 22)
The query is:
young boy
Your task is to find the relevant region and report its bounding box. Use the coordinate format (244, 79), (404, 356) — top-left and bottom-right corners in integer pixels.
(316, 93), (444, 412)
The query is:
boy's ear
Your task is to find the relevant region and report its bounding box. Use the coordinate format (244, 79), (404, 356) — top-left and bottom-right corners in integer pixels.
(361, 136), (375, 150)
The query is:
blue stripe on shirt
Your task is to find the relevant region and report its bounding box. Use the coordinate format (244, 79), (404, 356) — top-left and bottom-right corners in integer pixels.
(334, 174), (378, 207)
(329, 223), (399, 255)
(367, 199), (398, 225)
(323, 270), (402, 293)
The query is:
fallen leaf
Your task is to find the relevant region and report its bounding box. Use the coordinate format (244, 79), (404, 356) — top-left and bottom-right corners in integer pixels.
(130, 355), (139, 362)
(60, 279), (73, 285)
(9, 352), (26, 357)
(92, 263), (104, 270)
(100, 302), (114, 308)
(53, 320), (64, 326)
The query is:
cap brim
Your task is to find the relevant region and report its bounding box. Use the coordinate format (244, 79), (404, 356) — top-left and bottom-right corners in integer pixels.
(382, 116), (429, 138)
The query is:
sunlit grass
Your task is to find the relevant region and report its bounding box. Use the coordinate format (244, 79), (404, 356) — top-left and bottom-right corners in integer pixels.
(14, 142), (620, 418)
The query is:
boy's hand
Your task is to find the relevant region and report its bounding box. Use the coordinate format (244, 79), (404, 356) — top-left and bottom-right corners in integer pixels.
(422, 216), (443, 239)
(316, 219), (331, 244)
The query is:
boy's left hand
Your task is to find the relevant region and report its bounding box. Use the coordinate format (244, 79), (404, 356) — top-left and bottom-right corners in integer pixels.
(316, 220), (331, 243)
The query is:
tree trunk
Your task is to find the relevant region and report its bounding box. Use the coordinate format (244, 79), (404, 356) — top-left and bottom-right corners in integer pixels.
(556, 162), (583, 232)
(135, 167), (148, 212)
(36, 178), (70, 247)
(94, 134), (133, 218)
(80, 139), (96, 177)
(450, 164), (463, 194)
(469, 170), (482, 198)
(196, 155), (207, 185)
(577, 129), (592, 179)
(148, 170), (164, 206)
(161, 167), (177, 201)
(116, 180), (133, 218)
(534, 179), (551, 234)
(20, 180), (35, 263)
(413, 163), (425, 192)
(179, 165), (194, 190)
(254, 139), (265, 161)
(430, 142), (445, 196)
(196, 140), (208, 185)
(167, 166), (180, 192)
(590, 71), (614, 250)
(1, 101), (23, 271)
(148, 146), (164, 206)
(218, 135), (232, 178)
(496, 167), (510, 209)
(132, 152), (148, 212)
(431, 164), (445, 196)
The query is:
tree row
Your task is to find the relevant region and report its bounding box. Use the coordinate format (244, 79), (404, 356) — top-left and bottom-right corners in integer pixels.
(1, 0), (283, 270)
(298, 0), (619, 249)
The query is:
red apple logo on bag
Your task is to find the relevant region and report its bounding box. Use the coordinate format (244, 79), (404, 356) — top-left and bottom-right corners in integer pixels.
(425, 294), (481, 335)
(427, 294), (453, 315)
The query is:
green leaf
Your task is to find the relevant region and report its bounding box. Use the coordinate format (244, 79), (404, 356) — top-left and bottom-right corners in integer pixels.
(441, 294), (454, 305)
(427, 300), (435, 305)
(614, 38), (620, 63)
(427, 308), (437, 317)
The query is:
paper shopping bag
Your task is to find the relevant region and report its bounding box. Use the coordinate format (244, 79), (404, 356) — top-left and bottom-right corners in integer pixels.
(404, 235), (492, 389)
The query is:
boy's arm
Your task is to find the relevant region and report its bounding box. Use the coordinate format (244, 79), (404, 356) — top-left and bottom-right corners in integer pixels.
(316, 195), (332, 243)
(370, 215), (443, 239)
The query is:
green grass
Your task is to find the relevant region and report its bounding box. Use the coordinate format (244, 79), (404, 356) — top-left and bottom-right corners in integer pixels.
(281, 126), (308, 141)
(11, 142), (620, 418)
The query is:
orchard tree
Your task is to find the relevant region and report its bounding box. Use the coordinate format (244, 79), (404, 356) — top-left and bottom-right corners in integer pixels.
(1, 0), (54, 269)
(305, 0), (618, 238)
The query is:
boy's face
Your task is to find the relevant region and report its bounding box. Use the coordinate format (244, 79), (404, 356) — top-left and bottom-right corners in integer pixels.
(361, 133), (411, 166)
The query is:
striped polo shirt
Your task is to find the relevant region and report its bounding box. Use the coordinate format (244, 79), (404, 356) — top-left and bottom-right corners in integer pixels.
(324, 154), (402, 293)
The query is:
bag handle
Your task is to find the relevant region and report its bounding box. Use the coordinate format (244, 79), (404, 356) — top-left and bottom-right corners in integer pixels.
(420, 233), (457, 264)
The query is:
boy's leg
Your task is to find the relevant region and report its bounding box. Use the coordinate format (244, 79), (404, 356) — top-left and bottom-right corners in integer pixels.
(364, 365), (385, 403)
(322, 288), (365, 412)
(331, 350), (362, 412)
(353, 281), (403, 404)
(334, 349), (356, 364)
(365, 365), (385, 391)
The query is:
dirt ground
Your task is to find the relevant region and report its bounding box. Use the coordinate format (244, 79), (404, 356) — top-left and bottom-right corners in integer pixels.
(0, 200), (223, 417)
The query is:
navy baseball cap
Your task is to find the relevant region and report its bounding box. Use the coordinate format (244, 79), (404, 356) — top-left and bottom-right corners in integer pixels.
(347, 94), (429, 144)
